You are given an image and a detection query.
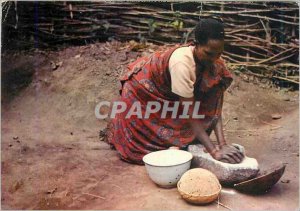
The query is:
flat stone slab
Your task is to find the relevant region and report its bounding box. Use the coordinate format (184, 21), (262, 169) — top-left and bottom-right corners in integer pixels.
(188, 144), (259, 184)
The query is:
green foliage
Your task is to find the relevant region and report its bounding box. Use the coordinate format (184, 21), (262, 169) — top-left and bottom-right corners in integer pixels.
(148, 19), (158, 35)
(103, 21), (110, 33)
(170, 20), (184, 30)
(170, 11), (184, 30)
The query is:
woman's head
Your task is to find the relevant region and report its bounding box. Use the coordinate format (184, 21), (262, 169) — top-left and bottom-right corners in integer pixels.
(194, 18), (225, 65)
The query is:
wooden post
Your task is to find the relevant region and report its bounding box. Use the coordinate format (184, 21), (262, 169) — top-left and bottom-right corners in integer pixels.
(69, 3), (73, 19)
(14, 0), (18, 29)
(291, 14), (296, 37)
(246, 36), (250, 63)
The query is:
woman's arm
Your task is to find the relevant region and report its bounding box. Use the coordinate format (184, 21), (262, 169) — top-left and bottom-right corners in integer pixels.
(214, 116), (226, 146)
(179, 97), (243, 163)
(214, 116), (244, 163)
(179, 97), (217, 154)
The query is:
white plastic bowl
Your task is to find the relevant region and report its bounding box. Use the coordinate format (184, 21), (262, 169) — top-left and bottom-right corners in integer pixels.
(143, 149), (193, 188)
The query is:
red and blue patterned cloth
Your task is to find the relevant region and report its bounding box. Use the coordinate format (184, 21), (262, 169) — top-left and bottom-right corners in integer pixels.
(106, 44), (233, 164)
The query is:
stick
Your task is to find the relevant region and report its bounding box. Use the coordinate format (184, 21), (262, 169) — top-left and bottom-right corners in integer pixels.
(240, 47), (268, 58)
(260, 120), (281, 127)
(222, 55), (245, 64)
(276, 63), (299, 68)
(238, 13), (298, 26)
(276, 14), (299, 20)
(245, 71), (270, 79)
(227, 35), (272, 53)
(255, 48), (295, 64)
(225, 129), (257, 132)
(224, 119), (230, 128)
(184, 28), (194, 44)
(270, 53), (297, 64)
(270, 126), (282, 130)
(214, 201), (232, 210)
(272, 75), (299, 84)
(112, 184), (122, 189)
(82, 192), (106, 200)
(224, 51), (262, 61)
(234, 33), (289, 50)
(205, 8), (272, 14)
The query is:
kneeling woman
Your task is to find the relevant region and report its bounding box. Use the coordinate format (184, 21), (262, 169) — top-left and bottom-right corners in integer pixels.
(106, 18), (244, 164)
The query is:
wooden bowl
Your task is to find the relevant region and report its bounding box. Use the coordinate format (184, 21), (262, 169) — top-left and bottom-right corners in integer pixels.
(234, 164), (286, 194)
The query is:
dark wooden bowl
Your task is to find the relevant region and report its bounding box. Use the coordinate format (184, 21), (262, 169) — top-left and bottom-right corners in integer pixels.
(233, 164), (286, 194)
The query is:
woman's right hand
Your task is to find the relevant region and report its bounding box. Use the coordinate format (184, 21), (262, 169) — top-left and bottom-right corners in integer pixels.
(211, 145), (244, 164)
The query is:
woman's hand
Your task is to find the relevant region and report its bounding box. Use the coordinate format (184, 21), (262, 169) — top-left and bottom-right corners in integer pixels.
(211, 144), (244, 164)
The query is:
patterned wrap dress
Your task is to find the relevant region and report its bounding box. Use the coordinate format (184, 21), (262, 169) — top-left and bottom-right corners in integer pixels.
(106, 44), (233, 164)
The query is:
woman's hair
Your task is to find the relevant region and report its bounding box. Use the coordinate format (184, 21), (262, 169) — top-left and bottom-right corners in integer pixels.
(194, 18), (225, 45)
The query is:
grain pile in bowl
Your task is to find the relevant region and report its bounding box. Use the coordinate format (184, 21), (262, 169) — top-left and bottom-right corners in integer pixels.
(177, 168), (221, 204)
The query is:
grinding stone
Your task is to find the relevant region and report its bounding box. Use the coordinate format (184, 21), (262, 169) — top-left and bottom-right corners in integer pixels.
(188, 144), (259, 185)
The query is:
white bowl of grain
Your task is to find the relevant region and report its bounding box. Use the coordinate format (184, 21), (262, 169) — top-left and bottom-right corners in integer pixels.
(143, 149), (193, 188)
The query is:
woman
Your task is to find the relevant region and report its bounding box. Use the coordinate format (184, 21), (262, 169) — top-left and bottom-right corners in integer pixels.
(106, 18), (244, 164)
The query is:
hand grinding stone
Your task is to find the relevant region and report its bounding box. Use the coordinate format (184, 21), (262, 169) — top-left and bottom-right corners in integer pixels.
(187, 144), (259, 185)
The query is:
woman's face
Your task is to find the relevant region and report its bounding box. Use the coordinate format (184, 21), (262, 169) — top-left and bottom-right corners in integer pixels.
(194, 39), (224, 66)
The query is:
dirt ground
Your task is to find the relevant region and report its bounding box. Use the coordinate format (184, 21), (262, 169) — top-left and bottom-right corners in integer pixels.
(1, 41), (299, 210)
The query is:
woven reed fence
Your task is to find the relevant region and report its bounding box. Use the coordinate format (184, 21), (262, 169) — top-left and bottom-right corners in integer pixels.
(2, 1), (299, 85)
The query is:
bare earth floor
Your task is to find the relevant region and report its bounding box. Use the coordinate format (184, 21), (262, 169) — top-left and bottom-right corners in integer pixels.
(1, 42), (299, 210)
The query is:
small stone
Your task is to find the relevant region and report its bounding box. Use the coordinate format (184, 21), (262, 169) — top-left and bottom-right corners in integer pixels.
(50, 61), (57, 70)
(56, 61), (63, 67)
(242, 75), (249, 82)
(233, 117), (238, 121)
(46, 187), (57, 194)
(13, 136), (19, 140)
(234, 70), (240, 75)
(272, 114), (282, 120)
(282, 96), (290, 101)
(281, 179), (290, 183)
(75, 54), (81, 58)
